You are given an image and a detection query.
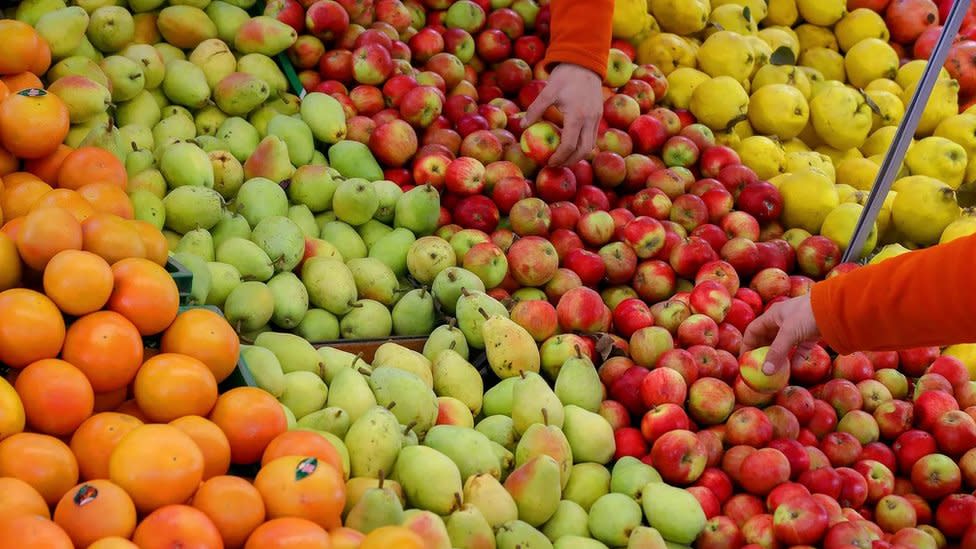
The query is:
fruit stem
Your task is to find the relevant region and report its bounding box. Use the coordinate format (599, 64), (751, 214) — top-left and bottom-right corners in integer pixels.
(477, 307), (490, 320)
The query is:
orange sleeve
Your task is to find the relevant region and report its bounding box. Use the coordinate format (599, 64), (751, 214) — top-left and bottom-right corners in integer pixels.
(810, 233), (976, 354)
(541, 0), (614, 79)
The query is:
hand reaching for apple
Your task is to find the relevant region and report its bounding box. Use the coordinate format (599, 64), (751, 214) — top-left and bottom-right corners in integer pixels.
(522, 63), (603, 167)
(742, 294), (822, 376)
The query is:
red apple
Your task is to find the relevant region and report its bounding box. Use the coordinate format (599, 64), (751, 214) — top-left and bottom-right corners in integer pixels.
(306, 0), (350, 40)
(725, 406), (774, 448)
(677, 313), (719, 348)
(799, 466), (843, 500)
(724, 493), (765, 528)
(736, 181), (784, 222)
(628, 114), (669, 154)
(651, 429), (708, 485)
(556, 286), (611, 333)
(932, 409), (976, 456)
(640, 402), (690, 443)
(739, 447), (791, 496)
(773, 494), (830, 546)
(640, 365), (688, 408)
(519, 121), (561, 164)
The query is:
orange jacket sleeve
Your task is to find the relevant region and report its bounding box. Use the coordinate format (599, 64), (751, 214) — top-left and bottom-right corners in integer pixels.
(810, 233), (976, 354)
(542, 0), (614, 79)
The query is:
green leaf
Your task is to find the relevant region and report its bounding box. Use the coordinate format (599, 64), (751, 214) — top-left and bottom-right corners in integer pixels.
(742, 6), (751, 22)
(769, 46), (796, 66)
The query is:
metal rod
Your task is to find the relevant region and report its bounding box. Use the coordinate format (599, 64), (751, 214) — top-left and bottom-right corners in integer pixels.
(842, 0), (972, 263)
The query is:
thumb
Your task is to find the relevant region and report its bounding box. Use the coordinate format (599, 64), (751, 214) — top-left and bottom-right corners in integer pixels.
(523, 88), (554, 128)
(763, 324), (798, 375)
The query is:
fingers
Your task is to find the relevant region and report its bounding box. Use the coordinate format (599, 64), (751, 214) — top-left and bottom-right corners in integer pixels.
(741, 305), (781, 353)
(764, 323), (799, 375)
(563, 114), (599, 166)
(549, 112), (584, 166)
(523, 87), (555, 128)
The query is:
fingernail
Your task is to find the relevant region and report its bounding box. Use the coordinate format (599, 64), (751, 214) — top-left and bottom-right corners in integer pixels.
(762, 362), (775, 375)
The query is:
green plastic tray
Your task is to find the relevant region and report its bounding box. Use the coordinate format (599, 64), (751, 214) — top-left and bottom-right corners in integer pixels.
(165, 256), (194, 304)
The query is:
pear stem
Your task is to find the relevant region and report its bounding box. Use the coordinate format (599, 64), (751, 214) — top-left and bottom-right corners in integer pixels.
(378, 470), (385, 489)
(542, 408), (549, 426)
(387, 401), (397, 411)
(477, 307), (490, 320)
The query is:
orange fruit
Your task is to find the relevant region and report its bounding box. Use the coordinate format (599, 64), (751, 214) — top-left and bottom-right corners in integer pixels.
(81, 212), (147, 265)
(43, 249), (114, 316)
(1, 177), (52, 220)
(14, 358), (94, 437)
(0, 20), (40, 75)
(133, 353), (218, 423)
(31, 188), (94, 223)
(0, 88), (69, 159)
(0, 145), (18, 176)
(0, 216), (25, 240)
(23, 144), (72, 185)
(15, 206), (83, 270)
(0, 432), (79, 505)
(261, 430), (344, 476)
(161, 308), (242, 383)
(209, 387), (289, 465)
(3, 171), (44, 187)
(0, 515), (72, 549)
(170, 415), (232, 480)
(108, 424), (205, 514)
(69, 412), (144, 481)
(29, 40), (52, 78)
(330, 527), (366, 549)
(53, 480), (137, 547)
(2, 72), (44, 93)
(132, 505), (224, 549)
(58, 147), (127, 191)
(0, 232), (22, 291)
(76, 182), (134, 218)
(192, 475), (266, 547)
(244, 517), (332, 549)
(359, 526), (425, 549)
(0, 477), (50, 520)
(61, 310), (144, 392)
(253, 455), (346, 530)
(108, 257), (180, 336)
(92, 386), (129, 413)
(0, 288), (65, 369)
(87, 537), (140, 549)
(130, 219), (169, 265)
(114, 399), (149, 422)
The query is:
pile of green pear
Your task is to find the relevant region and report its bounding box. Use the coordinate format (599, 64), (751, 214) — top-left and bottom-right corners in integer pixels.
(244, 324), (707, 549)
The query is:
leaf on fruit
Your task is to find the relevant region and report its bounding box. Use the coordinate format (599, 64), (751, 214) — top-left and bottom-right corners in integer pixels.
(710, 21), (725, 31)
(769, 46), (796, 66)
(723, 113), (749, 132)
(594, 333), (618, 361)
(859, 89), (883, 116)
(742, 6), (751, 22)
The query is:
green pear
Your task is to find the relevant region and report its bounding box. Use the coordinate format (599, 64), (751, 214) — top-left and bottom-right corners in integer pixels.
(117, 90), (162, 128)
(297, 406), (350, 438)
(206, 1), (250, 43)
(281, 404), (297, 429)
(482, 376), (518, 417)
(266, 271), (309, 329)
(236, 53), (288, 95)
(204, 261), (242, 307)
(267, 114), (314, 166)
(162, 59), (210, 109)
(101, 55), (146, 102)
(345, 475), (404, 534)
(401, 425), (419, 448)
(162, 186), (222, 234)
(130, 170), (168, 199)
(212, 213), (251, 249)
(196, 106), (228, 137)
(627, 527), (668, 549)
(340, 300), (393, 339)
(445, 505), (496, 549)
(243, 135), (294, 182)
(217, 116), (261, 162)
(14, 0), (66, 26)
(249, 104), (279, 137)
(288, 205), (319, 239)
(333, 178), (379, 226)
(154, 43), (186, 65)
(424, 425), (502, 481)
(317, 341), (366, 381)
(431, 349), (483, 415)
(326, 366), (376, 423)
(223, 281), (274, 333)
(563, 463), (611, 513)
(188, 39), (237, 90)
(641, 483), (707, 545)
(436, 397), (473, 428)
(209, 151), (244, 200)
(542, 500), (590, 542)
(293, 308), (340, 343)
(491, 442), (515, 479)
(424, 324), (470, 361)
(161, 142), (215, 189)
(267, 93), (302, 115)
(553, 538), (607, 549)
(372, 343), (433, 388)
(153, 115), (196, 145)
(476, 416), (517, 451)
(161, 102), (193, 121)
(357, 220), (393, 249)
(402, 510), (452, 549)
(562, 406), (615, 465)
(393, 446), (463, 515)
(347, 257), (398, 305)
(234, 177), (289, 228)
(511, 372), (564, 435)
(300, 92), (347, 144)
(250, 215), (304, 272)
(48, 56), (109, 88)
(515, 423), (572, 489)
(48, 76), (111, 124)
(288, 164), (338, 212)
(301, 256), (357, 316)
(368, 227), (416, 277)
(610, 457), (662, 501)
(371, 180), (403, 224)
(483, 312), (541, 379)
(504, 455), (561, 527)
(496, 520), (553, 549)
(129, 0), (165, 14)
(86, 6), (133, 53)
(120, 44), (165, 89)
(319, 431), (351, 479)
(320, 221), (367, 261)
(157, 5), (217, 49)
(588, 493), (643, 547)
(122, 126), (155, 155)
(432, 267), (486, 315)
(395, 184), (440, 236)
(171, 252), (210, 305)
(406, 236), (456, 285)
(455, 289), (508, 349)
(125, 146), (156, 180)
(129, 189), (166, 230)
(368, 367), (438, 437)
(554, 355), (603, 413)
(215, 72), (271, 117)
(450, 229), (490, 259)
(174, 228), (215, 261)
(343, 404), (401, 479)
(215, 237), (274, 282)
(234, 15), (298, 56)
(35, 6), (89, 58)
(463, 473), (518, 528)
(240, 344), (284, 397)
(328, 140), (383, 180)
(78, 118), (126, 162)
(392, 288), (436, 337)
(253, 331), (324, 375)
(279, 370), (328, 419)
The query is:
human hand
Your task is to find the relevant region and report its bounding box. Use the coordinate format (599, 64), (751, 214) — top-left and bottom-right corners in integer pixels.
(742, 294), (822, 375)
(522, 62), (604, 167)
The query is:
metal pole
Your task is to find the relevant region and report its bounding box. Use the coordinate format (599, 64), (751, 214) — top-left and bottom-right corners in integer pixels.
(842, 0), (972, 263)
